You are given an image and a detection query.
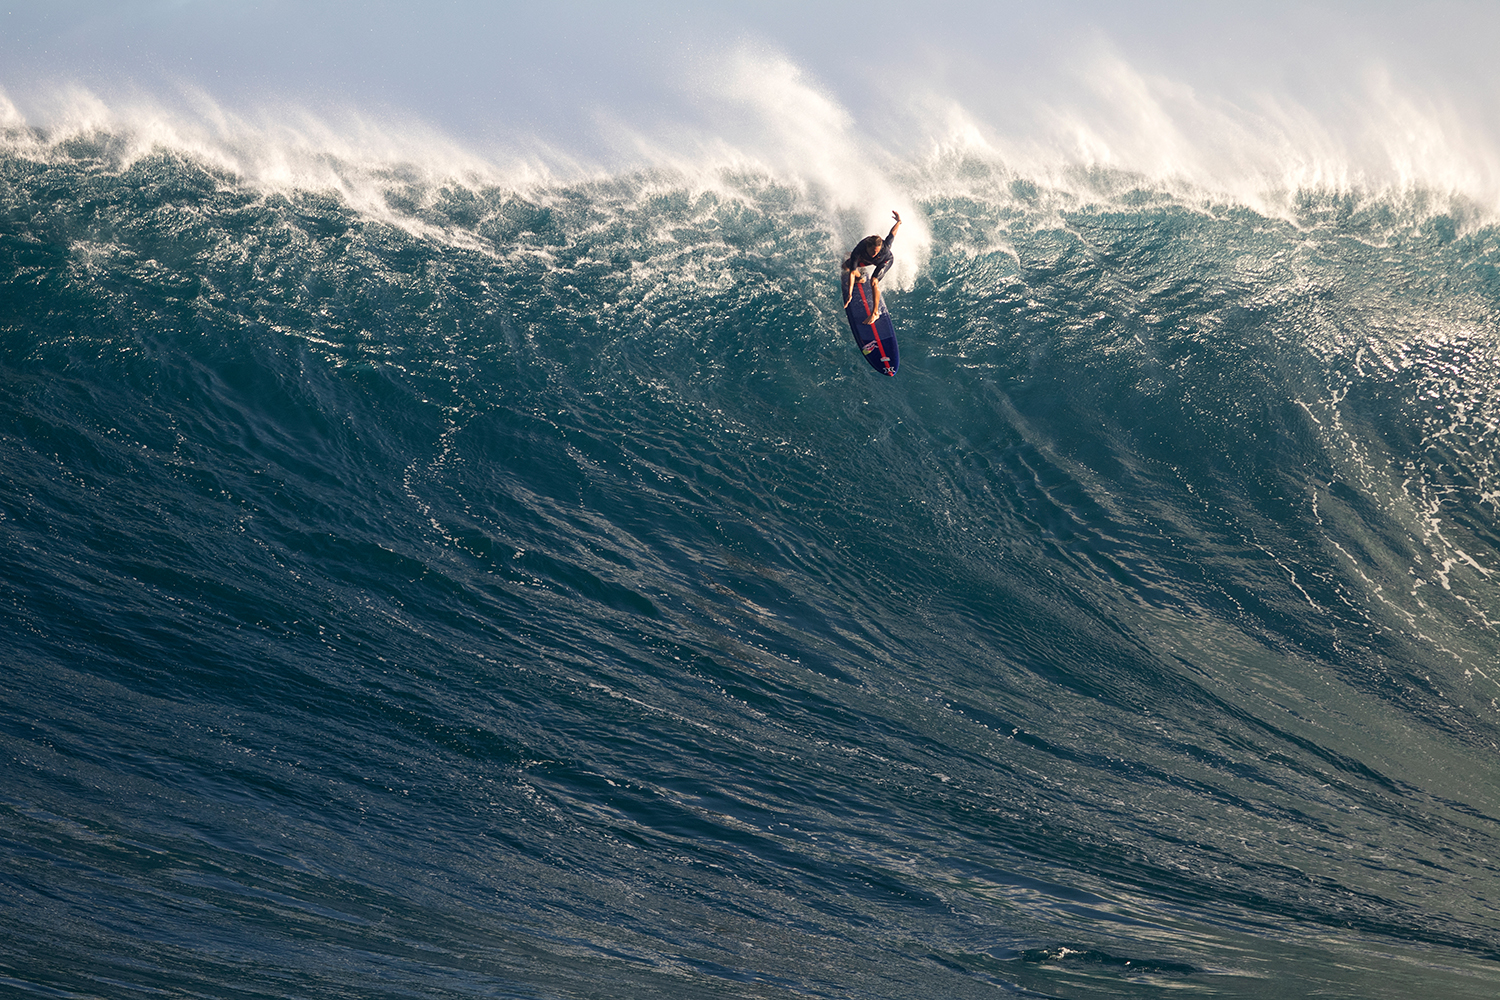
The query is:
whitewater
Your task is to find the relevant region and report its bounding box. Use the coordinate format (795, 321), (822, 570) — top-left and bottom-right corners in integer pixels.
(5, 44), (1500, 999)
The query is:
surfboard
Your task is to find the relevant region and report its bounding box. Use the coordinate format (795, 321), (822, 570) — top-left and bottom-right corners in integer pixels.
(844, 279), (899, 377)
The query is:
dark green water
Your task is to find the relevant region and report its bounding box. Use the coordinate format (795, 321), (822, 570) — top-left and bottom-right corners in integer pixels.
(5, 130), (1500, 998)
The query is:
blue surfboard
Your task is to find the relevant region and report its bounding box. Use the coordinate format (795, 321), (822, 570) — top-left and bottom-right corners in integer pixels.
(844, 279), (899, 377)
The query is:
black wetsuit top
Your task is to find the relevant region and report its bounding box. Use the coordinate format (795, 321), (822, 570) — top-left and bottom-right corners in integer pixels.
(843, 231), (896, 282)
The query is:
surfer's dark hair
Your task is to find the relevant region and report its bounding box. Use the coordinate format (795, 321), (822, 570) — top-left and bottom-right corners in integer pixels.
(860, 235), (883, 252)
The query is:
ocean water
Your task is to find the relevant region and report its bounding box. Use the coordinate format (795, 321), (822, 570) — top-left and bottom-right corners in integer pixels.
(4, 110), (1500, 1000)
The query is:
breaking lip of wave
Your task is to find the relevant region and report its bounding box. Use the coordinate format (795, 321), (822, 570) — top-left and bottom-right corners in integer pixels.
(5, 41), (1500, 246)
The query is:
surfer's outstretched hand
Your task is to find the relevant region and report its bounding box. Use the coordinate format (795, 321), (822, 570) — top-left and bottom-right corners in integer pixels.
(892, 210), (901, 224)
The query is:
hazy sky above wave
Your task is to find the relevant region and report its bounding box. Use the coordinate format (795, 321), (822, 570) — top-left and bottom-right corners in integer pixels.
(4, 1), (1500, 192)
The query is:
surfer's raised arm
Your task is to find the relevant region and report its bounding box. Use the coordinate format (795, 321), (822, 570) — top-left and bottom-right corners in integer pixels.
(867, 211), (902, 318)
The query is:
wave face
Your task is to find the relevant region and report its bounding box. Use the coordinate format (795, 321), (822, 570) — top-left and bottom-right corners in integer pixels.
(5, 129), (1500, 1000)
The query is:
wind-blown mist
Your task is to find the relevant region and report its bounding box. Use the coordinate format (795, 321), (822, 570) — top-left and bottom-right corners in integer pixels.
(8, 0), (1500, 196)
(5, 9), (1500, 1000)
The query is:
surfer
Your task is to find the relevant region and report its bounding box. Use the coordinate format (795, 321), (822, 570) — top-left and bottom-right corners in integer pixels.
(841, 210), (902, 320)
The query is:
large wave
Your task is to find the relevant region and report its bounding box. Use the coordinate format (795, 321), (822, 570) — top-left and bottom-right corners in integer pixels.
(5, 80), (1500, 999)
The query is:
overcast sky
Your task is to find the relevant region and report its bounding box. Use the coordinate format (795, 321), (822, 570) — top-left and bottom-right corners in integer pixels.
(4, 1), (1499, 190)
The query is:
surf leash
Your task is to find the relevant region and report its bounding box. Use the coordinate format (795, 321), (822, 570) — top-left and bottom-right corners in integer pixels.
(856, 282), (896, 377)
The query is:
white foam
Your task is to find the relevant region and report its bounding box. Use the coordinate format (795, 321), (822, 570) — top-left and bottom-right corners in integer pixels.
(568, 46), (932, 289)
(0, 83), (571, 237)
(0, 91), (24, 131)
(8, 35), (1500, 263)
(705, 47), (931, 289)
(916, 48), (1500, 222)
